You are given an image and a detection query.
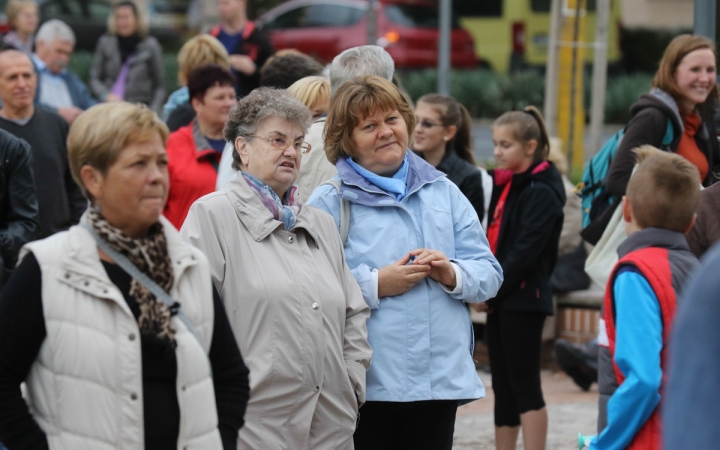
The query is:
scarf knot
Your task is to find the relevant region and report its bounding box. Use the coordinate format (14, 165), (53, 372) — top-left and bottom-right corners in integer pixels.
(242, 172), (303, 230)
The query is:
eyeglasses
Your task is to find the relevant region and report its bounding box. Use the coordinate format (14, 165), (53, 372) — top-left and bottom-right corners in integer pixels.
(417, 119), (444, 129)
(244, 135), (312, 154)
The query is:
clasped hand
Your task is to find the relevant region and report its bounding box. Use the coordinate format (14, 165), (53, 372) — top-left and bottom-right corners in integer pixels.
(377, 249), (456, 298)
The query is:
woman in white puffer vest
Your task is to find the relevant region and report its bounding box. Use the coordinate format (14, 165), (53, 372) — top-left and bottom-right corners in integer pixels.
(0, 102), (249, 450)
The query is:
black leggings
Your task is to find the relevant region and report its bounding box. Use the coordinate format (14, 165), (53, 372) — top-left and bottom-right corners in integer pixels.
(487, 309), (547, 427)
(353, 400), (458, 450)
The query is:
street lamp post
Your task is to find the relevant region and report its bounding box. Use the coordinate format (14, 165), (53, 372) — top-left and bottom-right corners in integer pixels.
(438, 0), (452, 95)
(694, 0), (716, 39)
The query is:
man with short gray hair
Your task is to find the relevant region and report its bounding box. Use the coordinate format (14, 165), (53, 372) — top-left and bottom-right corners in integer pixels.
(32, 19), (96, 124)
(296, 45), (395, 201)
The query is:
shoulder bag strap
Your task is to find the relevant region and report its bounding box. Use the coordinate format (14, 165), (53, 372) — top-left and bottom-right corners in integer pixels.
(321, 179), (350, 245)
(80, 223), (205, 349)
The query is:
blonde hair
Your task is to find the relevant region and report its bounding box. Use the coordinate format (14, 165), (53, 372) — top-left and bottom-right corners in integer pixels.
(68, 103), (169, 201)
(287, 76), (330, 111)
(627, 145), (700, 232)
(493, 106), (550, 161)
(653, 34), (718, 116)
(107, 0), (149, 38)
(177, 35), (230, 86)
(6, 0), (37, 31)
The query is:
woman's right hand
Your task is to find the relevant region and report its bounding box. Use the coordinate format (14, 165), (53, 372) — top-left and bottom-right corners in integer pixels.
(378, 254), (431, 298)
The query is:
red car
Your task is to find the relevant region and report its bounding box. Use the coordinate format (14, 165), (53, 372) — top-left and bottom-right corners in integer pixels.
(256, 0), (477, 69)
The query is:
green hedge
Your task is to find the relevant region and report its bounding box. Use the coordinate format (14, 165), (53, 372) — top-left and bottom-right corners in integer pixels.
(69, 51), (652, 125)
(399, 69), (652, 125)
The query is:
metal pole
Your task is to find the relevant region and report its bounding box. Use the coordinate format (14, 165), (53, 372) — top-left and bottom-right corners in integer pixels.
(367, 0), (377, 45)
(588, 0), (610, 159)
(543, 0), (562, 137)
(438, 0), (452, 95)
(694, 0), (716, 39)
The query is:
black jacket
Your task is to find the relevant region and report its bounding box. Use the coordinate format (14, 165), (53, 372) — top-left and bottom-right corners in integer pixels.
(210, 22), (274, 98)
(487, 161), (565, 314)
(166, 101), (196, 132)
(582, 88), (720, 244)
(434, 148), (486, 222)
(607, 88), (720, 197)
(0, 129), (39, 289)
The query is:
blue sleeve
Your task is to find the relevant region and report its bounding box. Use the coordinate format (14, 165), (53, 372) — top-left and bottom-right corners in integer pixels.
(590, 269), (663, 450)
(447, 183), (503, 303)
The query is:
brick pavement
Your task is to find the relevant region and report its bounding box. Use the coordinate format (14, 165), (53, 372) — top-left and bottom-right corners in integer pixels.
(453, 371), (599, 449)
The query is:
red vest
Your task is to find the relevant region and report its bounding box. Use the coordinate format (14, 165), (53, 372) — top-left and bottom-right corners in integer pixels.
(603, 247), (677, 450)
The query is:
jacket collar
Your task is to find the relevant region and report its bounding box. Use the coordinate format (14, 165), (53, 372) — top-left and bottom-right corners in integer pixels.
(192, 119), (215, 154)
(58, 212), (199, 315)
(224, 174), (320, 247)
(617, 227), (691, 259)
(335, 150), (445, 207)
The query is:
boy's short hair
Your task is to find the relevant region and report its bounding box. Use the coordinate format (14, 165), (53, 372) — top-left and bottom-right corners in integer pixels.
(627, 146), (700, 232)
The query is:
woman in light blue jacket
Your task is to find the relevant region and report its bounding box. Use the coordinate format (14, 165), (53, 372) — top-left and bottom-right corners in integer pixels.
(308, 75), (503, 450)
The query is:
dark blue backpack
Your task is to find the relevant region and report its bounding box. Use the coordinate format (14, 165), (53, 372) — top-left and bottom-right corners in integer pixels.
(579, 119), (674, 228)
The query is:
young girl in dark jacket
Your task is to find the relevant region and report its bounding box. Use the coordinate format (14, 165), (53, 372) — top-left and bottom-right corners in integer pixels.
(477, 106), (565, 450)
(412, 94), (487, 223)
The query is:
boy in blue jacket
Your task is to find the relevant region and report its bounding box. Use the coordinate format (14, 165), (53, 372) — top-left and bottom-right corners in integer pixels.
(592, 146), (699, 450)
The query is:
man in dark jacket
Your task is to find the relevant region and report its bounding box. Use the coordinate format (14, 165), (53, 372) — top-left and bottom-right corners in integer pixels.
(0, 129), (38, 291)
(32, 19), (97, 124)
(0, 50), (86, 239)
(210, 0), (274, 97)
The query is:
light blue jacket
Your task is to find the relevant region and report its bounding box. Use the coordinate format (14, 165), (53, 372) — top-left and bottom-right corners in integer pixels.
(308, 151), (503, 402)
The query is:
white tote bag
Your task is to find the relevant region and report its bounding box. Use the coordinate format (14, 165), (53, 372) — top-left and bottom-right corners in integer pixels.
(584, 203), (626, 289)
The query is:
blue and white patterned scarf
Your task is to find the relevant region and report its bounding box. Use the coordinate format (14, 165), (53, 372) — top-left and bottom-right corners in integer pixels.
(242, 172), (303, 231)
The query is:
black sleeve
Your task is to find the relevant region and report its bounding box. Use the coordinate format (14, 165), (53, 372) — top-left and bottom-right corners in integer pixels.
(208, 286), (249, 450)
(0, 253), (49, 450)
(60, 121), (88, 224)
(0, 137), (39, 279)
(458, 170), (486, 223)
(606, 108), (670, 197)
(494, 185), (564, 300)
(166, 103), (196, 132)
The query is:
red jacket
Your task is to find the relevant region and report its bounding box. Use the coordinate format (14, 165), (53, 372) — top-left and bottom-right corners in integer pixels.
(603, 247), (677, 450)
(164, 122), (222, 229)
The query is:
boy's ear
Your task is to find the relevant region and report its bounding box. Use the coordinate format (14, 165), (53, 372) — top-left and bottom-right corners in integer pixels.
(622, 196), (632, 224)
(682, 213), (697, 235)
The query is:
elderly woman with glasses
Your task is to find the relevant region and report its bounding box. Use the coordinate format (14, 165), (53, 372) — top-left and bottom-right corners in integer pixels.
(308, 75), (503, 450)
(181, 87), (372, 450)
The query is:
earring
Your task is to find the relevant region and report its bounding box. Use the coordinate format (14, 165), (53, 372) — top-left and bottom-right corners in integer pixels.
(443, 137), (449, 141)
(92, 203), (102, 213)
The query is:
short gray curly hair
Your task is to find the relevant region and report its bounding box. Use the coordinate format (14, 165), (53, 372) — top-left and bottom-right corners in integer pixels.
(223, 87), (312, 171)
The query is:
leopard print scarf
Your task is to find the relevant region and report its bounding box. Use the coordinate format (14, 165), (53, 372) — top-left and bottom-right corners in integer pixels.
(86, 208), (177, 345)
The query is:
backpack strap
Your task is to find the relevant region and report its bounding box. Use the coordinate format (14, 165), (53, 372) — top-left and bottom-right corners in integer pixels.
(661, 119), (675, 147)
(321, 179), (350, 245)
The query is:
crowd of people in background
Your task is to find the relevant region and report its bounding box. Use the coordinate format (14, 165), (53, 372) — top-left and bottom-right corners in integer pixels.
(0, 0), (717, 449)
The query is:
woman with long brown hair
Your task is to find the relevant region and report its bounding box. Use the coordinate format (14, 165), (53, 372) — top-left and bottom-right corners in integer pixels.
(412, 94), (488, 223)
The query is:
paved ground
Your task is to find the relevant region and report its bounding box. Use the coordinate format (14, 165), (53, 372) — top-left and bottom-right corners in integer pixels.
(453, 371), (598, 449)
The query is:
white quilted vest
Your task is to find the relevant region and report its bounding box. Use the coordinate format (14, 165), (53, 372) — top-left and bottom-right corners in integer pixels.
(20, 216), (223, 450)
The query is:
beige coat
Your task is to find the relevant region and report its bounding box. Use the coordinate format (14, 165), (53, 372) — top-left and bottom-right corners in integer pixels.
(180, 175), (371, 450)
(297, 118), (338, 202)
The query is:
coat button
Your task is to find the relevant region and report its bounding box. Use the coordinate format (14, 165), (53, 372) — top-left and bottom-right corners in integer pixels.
(64, 273), (70, 279)
(129, 333), (136, 341)
(130, 393), (138, 400)
(313, 385), (320, 393)
(182, 385), (187, 391)
(83, 281), (89, 286)
(287, 236), (294, 244)
(312, 303), (319, 310)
